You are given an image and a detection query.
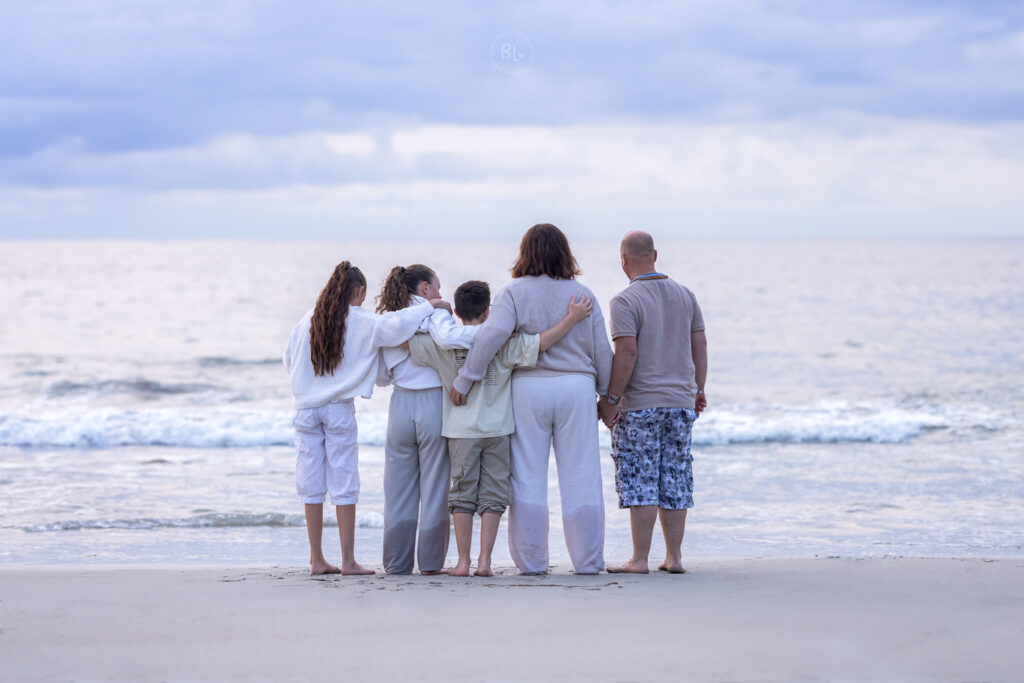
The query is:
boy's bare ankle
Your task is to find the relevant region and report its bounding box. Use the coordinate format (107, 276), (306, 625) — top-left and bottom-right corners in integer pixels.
(449, 559), (471, 577)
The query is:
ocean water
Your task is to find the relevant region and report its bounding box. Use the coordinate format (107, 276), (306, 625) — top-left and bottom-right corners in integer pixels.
(1, 240), (1022, 566)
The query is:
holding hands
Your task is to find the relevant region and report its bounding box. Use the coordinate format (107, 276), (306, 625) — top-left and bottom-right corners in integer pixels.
(597, 396), (621, 429)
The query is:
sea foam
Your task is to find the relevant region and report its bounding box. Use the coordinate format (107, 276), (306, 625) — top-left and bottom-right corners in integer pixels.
(24, 510), (385, 532)
(0, 401), (972, 450)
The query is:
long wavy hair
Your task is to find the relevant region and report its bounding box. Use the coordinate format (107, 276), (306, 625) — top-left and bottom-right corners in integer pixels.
(510, 223), (581, 280)
(310, 261), (366, 376)
(375, 264), (436, 313)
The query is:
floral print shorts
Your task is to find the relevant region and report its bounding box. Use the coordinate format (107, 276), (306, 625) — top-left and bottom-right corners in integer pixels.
(610, 407), (697, 510)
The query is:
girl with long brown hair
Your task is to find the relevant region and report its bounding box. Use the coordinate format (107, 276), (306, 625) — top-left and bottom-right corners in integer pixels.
(372, 263), (476, 575)
(284, 261), (439, 575)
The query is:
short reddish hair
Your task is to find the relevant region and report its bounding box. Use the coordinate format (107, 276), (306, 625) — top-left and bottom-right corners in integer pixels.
(510, 223), (581, 280)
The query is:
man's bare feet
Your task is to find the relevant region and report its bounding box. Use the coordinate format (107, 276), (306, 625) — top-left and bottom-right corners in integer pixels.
(310, 561), (342, 576)
(420, 569), (448, 576)
(657, 562), (687, 574)
(606, 559), (650, 574)
(340, 562), (375, 576)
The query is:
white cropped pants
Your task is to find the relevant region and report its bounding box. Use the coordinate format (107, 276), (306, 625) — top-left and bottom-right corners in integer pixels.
(508, 374), (605, 574)
(293, 400), (359, 506)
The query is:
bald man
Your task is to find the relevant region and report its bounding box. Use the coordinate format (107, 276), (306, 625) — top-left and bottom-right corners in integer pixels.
(598, 230), (708, 574)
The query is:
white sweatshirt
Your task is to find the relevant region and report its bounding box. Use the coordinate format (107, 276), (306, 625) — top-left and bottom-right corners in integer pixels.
(284, 301), (434, 410)
(375, 296), (478, 390)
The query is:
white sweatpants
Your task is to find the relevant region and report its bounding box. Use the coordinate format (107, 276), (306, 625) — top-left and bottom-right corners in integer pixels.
(293, 400), (359, 505)
(508, 374), (605, 574)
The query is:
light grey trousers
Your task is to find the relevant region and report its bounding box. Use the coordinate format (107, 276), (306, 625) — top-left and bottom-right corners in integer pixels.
(382, 387), (451, 574)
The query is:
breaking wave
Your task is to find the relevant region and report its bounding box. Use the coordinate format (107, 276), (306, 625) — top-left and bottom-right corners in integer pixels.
(24, 511), (385, 532)
(0, 401), (979, 450)
(0, 408), (328, 449)
(46, 379), (218, 399)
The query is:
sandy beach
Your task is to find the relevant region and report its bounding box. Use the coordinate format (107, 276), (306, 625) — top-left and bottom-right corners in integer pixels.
(1, 558), (1021, 681)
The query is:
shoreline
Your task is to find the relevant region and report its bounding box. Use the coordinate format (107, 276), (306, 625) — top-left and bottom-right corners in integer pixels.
(2, 557), (1022, 681)
(2, 551), (1022, 569)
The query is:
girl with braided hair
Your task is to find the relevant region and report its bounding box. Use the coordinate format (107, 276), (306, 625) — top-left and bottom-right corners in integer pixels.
(284, 261), (439, 575)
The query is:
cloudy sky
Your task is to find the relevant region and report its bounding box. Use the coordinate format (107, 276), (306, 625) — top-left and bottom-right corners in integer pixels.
(1, 1), (1023, 239)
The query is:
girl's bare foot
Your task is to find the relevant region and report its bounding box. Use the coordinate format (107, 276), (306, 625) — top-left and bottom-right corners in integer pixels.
(657, 562), (686, 574)
(310, 561), (342, 576)
(340, 561), (375, 576)
(473, 563), (493, 578)
(606, 559), (650, 574)
(448, 560), (471, 577)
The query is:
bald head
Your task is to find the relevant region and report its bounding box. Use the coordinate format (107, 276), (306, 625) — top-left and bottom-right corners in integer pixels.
(621, 230), (655, 259)
(619, 230), (658, 279)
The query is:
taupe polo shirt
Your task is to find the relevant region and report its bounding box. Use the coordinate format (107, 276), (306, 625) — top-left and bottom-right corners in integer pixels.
(609, 277), (705, 411)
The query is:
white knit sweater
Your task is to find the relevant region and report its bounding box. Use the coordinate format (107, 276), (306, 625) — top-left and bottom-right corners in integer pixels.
(375, 296), (478, 390)
(284, 301), (433, 410)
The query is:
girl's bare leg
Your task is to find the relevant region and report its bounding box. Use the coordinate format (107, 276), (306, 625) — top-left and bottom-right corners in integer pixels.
(336, 504), (375, 575)
(305, 503), (340, 575)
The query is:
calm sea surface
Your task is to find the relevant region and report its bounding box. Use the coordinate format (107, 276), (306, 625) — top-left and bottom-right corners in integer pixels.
(1, 240), (1021, 565)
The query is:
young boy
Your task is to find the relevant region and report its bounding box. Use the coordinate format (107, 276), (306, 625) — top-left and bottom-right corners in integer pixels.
(408, 280), (592, 576)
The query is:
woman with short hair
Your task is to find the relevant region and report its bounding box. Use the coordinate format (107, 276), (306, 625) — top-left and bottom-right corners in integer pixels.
(450, 224), (613, 574)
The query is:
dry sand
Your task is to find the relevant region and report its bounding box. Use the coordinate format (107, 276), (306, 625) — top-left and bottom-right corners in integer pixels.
(1, 558), (1022, 681)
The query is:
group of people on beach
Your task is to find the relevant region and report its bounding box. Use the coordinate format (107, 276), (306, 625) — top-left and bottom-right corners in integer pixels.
(283, 224), (708, 576)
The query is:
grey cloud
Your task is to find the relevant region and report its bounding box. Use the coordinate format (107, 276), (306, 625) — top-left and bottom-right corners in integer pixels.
(0, 0), (1022, 186)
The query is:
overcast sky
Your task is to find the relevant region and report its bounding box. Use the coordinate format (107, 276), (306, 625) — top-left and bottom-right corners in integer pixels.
(1, 1), (1023, 239)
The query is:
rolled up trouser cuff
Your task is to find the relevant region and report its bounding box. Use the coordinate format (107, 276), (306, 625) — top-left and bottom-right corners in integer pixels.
(449, 501), (478, 515)
(331, 495), (358, 506)
(477, 504), (507, 516)
(300, 495), (326, 504)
